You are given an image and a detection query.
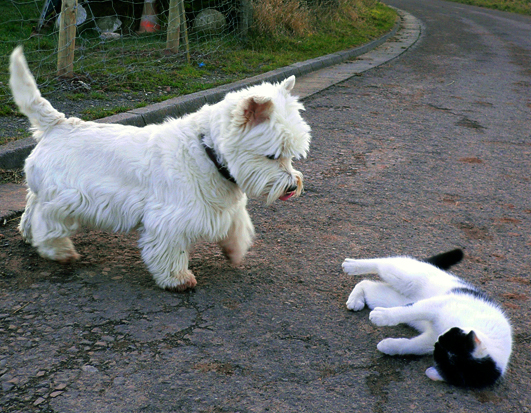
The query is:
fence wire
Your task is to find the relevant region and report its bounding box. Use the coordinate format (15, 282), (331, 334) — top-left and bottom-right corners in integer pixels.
(1, 0), (252, 113)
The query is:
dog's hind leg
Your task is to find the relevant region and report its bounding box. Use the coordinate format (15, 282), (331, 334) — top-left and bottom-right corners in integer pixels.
(29, 201), (80, 264)
(19, 189), (37, 243)
(138, 229), (197, 291)
(218, 198), (255, 265)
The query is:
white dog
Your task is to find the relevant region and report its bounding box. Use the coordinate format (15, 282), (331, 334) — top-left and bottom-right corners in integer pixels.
(9, 46), (311, 291)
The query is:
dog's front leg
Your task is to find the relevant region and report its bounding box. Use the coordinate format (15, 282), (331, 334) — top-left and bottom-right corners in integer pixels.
(138, 230), (197, 292)
(218, 199), (255, 265)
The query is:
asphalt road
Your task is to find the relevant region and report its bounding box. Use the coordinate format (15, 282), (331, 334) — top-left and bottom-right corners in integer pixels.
(1, 1), (531, 412)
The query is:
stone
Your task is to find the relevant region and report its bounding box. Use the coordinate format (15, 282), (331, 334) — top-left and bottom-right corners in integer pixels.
(193, 9), (226, 36)
(81, 365), (99, 373)
(33, 397), (45, 406)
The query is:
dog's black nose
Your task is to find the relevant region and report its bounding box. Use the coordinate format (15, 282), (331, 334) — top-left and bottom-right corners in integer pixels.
(286, 184), (298, 193)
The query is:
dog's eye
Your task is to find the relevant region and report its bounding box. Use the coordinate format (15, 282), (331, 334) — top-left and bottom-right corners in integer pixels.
(266, 154), (278, 160)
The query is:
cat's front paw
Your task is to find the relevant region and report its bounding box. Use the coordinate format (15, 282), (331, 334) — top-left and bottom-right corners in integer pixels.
(425, 367), (444, 381)
(342, 259), (363, 275)
(369, 307), (397, 326)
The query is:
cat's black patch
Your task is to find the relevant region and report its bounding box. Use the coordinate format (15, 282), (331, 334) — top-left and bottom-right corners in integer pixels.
(424, 249), (464, 270)
(451, 286), (496, 305)
(433, 327), (502, 388)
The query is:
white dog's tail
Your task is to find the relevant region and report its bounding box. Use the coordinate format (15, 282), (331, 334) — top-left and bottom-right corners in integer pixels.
(9, 46), (65, 137)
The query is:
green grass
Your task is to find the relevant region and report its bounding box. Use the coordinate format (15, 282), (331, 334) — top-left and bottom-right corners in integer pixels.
(0, 0), (397, 143)
(446, 0), (531, 14)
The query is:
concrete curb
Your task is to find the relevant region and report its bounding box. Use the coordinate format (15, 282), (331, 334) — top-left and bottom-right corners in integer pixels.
(0, 11), (405, 171)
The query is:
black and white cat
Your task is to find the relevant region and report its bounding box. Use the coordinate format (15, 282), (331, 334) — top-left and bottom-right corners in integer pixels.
(343, 249), (512, 388)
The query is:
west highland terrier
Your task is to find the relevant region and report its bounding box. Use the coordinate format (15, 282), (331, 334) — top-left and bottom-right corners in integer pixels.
(9, 46), (311, 291)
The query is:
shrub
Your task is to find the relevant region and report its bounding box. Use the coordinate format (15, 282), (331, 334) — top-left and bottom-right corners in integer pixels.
(251, 0), (313, 36)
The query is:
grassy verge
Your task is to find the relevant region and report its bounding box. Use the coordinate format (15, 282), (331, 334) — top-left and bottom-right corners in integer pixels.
(446, 0), (531, 14)
(0, 0), (397, 145)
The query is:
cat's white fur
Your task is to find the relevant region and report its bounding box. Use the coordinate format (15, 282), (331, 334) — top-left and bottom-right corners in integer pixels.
(343, 256), (512, 382)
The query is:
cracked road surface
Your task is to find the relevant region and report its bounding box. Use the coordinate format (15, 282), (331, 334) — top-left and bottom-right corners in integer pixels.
(1, 0), (531, 411)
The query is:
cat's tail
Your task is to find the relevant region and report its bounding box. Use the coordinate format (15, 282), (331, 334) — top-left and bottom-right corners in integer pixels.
(424, 249), (463, 270)
(9, 46), (65, 138)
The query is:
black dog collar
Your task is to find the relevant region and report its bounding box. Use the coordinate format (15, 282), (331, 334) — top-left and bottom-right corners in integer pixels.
(201, 135), (237, 184)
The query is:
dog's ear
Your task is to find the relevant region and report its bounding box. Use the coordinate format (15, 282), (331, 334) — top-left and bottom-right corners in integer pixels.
(280, 75), (296, 93)
(237, 96), (273, 129)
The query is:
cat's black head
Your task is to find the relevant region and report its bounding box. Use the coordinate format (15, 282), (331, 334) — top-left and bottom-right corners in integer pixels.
(431, 327), (502, 388)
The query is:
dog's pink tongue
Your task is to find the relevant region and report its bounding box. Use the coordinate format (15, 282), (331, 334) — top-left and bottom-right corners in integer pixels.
(279, 192), (295, 201)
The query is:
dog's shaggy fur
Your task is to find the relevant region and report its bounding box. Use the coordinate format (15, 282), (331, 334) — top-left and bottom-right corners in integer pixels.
(9, 46), (311, 291)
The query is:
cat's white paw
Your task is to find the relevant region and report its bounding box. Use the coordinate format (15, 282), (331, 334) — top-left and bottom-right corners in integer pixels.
(346, 286), (366, 311)
(377, 338), (407, 355)
(369, 307), (396, 326)
(346, 297), (365, 311)
(342, 259), (362, 275)
(425, 367), (444, 381)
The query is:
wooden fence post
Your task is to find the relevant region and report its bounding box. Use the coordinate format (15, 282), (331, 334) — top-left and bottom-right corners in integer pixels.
(178, 0), (190, 63)
(239, 0), (253, 38)
(166, 0), (181, 53)
(167, 0), (190, 61)
(57, 0), (78, 78)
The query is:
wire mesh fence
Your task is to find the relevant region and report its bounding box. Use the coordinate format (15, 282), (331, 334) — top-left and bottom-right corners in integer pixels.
(1, 0), (393, 145)
(0, 0), (253, 113)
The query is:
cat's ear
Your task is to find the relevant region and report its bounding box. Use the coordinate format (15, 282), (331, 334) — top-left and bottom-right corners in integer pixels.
(467, 330), (481, 348)
(426, 367), (444, 381)
(467, 330), (488, 357)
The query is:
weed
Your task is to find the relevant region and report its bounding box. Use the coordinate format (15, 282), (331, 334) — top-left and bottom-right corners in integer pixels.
(0, 105), (17, 117)
(65, 93), (87, 101)
(80, 105), (137, 120)
(89, 91), (110, 100)
(0, 168), (25, 184)
(0, 129), (30, 146)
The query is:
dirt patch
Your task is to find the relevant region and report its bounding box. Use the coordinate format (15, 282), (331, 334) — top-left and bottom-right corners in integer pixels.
(0, 217), (147, 290)
(459, 157), (483, 164)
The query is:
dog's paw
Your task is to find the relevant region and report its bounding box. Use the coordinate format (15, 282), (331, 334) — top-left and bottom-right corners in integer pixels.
(221, 245), (245, 266)
(377, 338), (407, 355)
(57, 250), (81, 264)
(369, 307), (396, 327)
(346, 288), (365, 311)
(159, 270), (197, 292)
(19, 230), (32, 244)
(37, 239), (80, 264)
(165, 278), (197, 293)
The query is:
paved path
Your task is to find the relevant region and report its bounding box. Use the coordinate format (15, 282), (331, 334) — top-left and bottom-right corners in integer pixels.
(1, 3), (531, 412)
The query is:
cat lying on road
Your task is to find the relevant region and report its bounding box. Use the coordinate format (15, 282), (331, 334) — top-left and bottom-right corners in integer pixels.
(343, 249), (512, 388)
